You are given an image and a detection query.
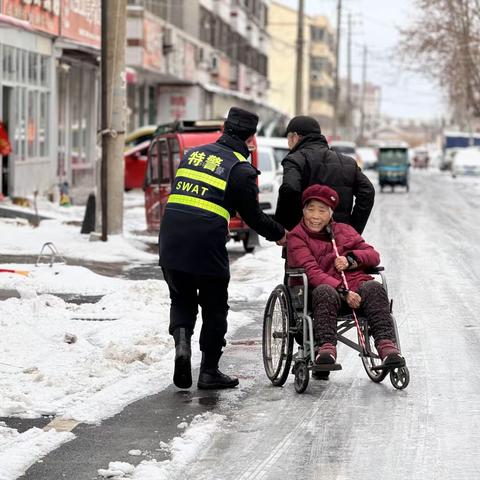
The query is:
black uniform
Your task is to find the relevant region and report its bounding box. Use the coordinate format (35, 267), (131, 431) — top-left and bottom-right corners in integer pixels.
(275, 133), (375, 234)
(159, 133), (284, 354)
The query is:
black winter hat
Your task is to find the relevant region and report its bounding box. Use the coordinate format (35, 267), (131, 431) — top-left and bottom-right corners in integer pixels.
(224, 107), (258, 140)
(285, 116), (321, 136)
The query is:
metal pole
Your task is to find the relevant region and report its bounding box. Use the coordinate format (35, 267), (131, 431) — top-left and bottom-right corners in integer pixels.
(332, 0), (342, 139)
(295, 0), (305, 115)
(359, 45), (367, 144)
(101, 0), (126, 240)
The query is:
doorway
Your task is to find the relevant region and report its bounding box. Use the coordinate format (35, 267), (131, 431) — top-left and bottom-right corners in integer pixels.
(1, 86), (12, 196)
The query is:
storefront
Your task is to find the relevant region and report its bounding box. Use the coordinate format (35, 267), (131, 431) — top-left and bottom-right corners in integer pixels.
(55, 0), (101, 203)
(0, 9), (57, 198)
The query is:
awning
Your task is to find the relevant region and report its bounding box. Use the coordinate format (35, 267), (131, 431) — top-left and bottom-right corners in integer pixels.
(0, 14), (33, 31)
(126, 67), (138, 84)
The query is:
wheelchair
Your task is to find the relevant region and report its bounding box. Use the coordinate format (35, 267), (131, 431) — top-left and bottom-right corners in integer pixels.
(262, 267), (410, 393)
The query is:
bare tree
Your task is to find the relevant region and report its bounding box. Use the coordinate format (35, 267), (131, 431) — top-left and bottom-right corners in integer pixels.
(400, 0), (480, 125)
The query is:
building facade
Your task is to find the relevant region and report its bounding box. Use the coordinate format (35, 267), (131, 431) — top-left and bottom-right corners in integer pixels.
(0, 0), (100, 203)
(126, 0), (286, 136)
(267, 1), (335, 129)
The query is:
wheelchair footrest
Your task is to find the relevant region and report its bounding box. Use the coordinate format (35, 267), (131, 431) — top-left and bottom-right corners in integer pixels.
(312, 363), (342, 372)
(370, 359), (406, 372)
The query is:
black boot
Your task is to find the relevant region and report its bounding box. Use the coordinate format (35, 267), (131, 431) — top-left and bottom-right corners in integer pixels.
(173, 328), (192, 389)
(197, 351), (239, 390)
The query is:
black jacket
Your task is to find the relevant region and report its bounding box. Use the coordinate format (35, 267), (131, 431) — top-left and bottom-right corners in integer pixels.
(275, 133), (374, 234)
(159, 133), (285, 277)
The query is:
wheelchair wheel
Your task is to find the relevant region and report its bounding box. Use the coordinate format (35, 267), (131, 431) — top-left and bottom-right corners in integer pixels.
(390, 366), (410, 390)
(262, 284), (294, 386)
(294, 361), (309, 394)
(361, 325), (388, 383)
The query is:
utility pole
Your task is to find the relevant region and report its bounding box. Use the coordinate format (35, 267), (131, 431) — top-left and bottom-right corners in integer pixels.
(295, 0), (305, 115)
(100, 0), (127, 240)
(347, 12), (352, 138)
(332, 0), (342, 139)
(359, 45), (367, 144)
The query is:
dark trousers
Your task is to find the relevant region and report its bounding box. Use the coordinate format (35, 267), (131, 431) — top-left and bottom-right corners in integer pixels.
(311, 280), (395, 346)
(162, 268), (230, 354)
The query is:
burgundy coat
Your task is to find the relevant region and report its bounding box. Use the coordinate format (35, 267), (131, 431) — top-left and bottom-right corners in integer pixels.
(287, 221), (380, 292)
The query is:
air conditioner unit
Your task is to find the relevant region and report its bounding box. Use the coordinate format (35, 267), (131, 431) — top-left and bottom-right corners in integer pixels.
(163, 28), (174, 54)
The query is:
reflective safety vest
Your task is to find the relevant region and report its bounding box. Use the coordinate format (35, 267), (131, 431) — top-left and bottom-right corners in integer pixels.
(167, 143), (247, 222)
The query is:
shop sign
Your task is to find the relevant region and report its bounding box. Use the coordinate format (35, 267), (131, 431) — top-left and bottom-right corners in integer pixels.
(2, 0), (60, 35)
(143, 12), (163, 72)
(217, 56), (230, 90)
(61, 0), (100, 48)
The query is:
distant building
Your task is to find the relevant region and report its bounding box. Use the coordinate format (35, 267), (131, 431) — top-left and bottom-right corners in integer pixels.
(268, 1), (335, 129)
(126, 0), (286, 136)
(338, 80), (381, 143)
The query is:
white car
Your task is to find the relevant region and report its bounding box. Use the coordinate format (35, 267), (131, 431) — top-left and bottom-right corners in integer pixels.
(256, 137), (290, 216)
(451, 147), (480, 177)
(357, 147), (378, 170)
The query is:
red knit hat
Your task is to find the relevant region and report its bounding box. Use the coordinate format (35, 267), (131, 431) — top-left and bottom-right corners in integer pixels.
(302, 184), (339, 210)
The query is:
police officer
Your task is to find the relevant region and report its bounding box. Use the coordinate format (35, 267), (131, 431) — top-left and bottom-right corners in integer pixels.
(159, 107), (286, 390)
(275, 115), (375, 234)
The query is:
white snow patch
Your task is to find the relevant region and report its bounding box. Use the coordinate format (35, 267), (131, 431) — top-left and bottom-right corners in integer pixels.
(101, 412), (225, 480)
(98, 461), (135, 478)
(0, 423), (74, 480)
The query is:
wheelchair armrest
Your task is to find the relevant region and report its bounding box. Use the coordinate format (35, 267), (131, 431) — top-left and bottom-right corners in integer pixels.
(286, 268), (306, 276)
(365, 266), (385, 274)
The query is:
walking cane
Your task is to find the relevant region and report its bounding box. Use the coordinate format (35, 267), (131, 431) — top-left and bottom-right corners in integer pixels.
(326, 224), (367, 353)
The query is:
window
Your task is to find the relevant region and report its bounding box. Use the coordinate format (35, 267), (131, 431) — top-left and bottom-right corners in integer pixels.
(158, 139), (171, 183)
(169, 138), (180, 169)
(27, 90), (38, 158)
(311, 26), (325, 42)
(28, 52), (38, 85)
(3, 46), (15, 82)
(39, 92), (49, 157)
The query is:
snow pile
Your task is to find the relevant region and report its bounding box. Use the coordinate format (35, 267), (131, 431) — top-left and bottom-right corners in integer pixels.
(0, 245), (281, 423)
(0, 423), (73, 480)
(98, 461), (135, 478)
(0, 218), (156, 263)
(0, 264), (125, 295)
(96, 412), (225, 480)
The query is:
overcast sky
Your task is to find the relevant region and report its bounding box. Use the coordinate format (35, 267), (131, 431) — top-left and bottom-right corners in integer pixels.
(275, 0), (446, 120)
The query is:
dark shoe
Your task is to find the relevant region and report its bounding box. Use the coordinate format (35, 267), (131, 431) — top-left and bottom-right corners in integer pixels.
(315, 343), (337, 365)
(376, 339), (405, 367)
(312, 370), (330, 380)
(197, 368), (239, 389)
(197, 351), (239, 389)
(173, 328), (192, 389)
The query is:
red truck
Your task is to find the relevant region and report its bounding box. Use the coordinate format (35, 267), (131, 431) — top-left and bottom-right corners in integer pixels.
(144, 120), (259, 252)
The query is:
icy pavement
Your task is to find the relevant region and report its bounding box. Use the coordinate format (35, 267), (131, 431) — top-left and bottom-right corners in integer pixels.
(98, 170), (480, 480)
(3, 170), (480, 479)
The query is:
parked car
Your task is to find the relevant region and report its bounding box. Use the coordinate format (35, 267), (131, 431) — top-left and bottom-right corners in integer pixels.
(451, 147), (480, 178)
(412, 149), (430, 168)
(357, 147), (378, 170)
(256, 137), (289, 215)
(124, 126), (157, 190)
(145, 120), (260, 252)
(330, 140), (363, 168)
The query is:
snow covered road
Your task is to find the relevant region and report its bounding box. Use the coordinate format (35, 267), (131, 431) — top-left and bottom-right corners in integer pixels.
(3, 170), (480, 479)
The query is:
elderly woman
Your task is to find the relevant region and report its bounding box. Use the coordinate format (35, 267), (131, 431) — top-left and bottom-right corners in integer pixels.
(287, 184), (404, 369)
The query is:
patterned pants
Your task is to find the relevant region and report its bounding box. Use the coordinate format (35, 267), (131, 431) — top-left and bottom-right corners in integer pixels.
(311, 280), (395, 346)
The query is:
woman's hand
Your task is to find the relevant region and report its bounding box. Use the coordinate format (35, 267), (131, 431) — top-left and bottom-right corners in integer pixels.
(346, 291), (361, 309)
(334, 256), (349, 272)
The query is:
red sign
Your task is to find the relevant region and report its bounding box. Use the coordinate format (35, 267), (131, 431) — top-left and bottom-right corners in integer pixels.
(2, 0), (60, 35)
(61, 0), (100, 48)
